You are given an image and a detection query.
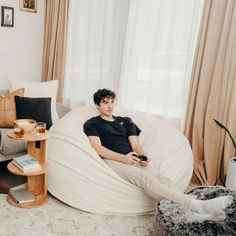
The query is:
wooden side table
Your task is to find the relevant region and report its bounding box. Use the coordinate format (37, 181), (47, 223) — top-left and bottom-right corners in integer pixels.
(7, 131), (49, 208)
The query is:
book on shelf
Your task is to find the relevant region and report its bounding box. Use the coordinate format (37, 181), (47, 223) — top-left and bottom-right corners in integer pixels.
(10, 183), (27, 191)
(12, 154), (41, 173)
(8, 189), (36, 204)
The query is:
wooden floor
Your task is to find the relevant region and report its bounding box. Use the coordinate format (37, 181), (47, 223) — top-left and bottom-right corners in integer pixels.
(0, 160), (26, 194)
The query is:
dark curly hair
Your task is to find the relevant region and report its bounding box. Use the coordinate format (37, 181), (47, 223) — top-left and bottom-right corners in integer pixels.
(93, 88), (116, 105)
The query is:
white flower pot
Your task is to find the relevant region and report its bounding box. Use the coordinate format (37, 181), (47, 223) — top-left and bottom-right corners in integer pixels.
(225, 156), (236, 190)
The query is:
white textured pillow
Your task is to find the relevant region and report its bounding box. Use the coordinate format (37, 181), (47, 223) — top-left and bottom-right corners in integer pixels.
(8, 78), (59, 122)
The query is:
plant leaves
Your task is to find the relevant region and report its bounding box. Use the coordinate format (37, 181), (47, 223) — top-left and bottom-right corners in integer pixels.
(213, 118), (236, 151)
(213, 119), (226, 129)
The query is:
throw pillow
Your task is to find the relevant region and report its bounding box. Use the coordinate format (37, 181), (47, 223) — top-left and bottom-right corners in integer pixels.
(8, 78), (59, 123)
(0, 89), (9, 95)
(0, 128), (27, 156)
(0, 88), (25, 128)
(15, 96), (52, 130)
(56, 102), (72, 119)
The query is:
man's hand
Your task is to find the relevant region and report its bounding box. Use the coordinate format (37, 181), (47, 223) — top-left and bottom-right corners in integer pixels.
(139, 160), (148, 166)
(139, 157), (151, 167)
(121, 152), (140, 165)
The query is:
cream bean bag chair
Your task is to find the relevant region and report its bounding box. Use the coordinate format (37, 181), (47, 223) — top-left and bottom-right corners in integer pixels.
(48, 106), (193, 215)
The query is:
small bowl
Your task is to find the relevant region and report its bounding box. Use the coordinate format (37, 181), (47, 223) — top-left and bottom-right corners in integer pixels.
(14, 119), (36, 133)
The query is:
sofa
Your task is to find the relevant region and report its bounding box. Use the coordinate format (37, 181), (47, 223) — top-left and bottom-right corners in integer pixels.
(0, 103), (71, 163)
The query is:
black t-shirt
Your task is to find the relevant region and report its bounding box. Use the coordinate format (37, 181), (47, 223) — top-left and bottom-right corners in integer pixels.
(83, 116), (141, 154)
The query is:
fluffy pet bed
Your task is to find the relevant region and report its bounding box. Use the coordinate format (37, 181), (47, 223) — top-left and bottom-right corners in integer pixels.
(155, 186), (236, 235)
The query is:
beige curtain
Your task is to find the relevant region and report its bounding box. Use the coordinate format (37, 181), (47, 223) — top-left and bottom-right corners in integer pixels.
(41, 0), (69, 102)
(184, 0), (236, 186)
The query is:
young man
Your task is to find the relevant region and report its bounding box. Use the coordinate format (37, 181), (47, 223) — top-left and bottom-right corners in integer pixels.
(84, 88), (233, 221)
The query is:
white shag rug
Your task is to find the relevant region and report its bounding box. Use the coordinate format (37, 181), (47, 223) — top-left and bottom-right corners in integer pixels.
(0, 194), (159, 236)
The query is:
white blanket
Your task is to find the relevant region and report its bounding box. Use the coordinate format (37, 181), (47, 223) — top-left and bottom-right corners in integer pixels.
(48, 106), (193, 215)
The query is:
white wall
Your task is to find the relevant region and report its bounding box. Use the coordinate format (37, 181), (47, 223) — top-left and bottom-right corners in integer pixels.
(0, 0), (45, 89)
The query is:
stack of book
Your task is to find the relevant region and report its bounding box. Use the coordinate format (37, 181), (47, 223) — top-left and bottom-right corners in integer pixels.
(12, 154), (41, 173)
(8, 189), (36, 204)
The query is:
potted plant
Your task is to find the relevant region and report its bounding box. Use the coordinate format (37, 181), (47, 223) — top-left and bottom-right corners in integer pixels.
(214, 119), (236, 152)
(214, 119), (236, 190)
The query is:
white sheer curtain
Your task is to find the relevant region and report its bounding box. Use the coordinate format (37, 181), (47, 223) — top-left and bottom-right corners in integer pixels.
(64, 0), (130, 107)
(118, 0), (204, 128)
(64, 0), (204, 128)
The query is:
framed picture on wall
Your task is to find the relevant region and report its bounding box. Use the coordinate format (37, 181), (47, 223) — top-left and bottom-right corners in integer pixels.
(1, 6), (14, 27)
(19, 0), (37, 13)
